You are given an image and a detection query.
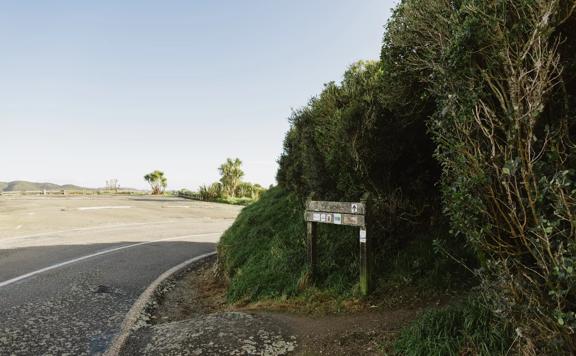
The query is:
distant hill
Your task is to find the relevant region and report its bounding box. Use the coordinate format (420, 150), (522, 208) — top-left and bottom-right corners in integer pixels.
(0, 181), (88, 192)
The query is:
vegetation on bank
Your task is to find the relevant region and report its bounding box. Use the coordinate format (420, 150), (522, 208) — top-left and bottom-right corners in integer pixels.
(219, 0), (576, 354)
(179, 158), (266, 205)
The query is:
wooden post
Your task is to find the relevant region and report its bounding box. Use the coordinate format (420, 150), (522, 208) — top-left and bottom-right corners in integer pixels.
(307, 221), (317, 282)
(359, 193), (370, 296)
(306, 192), (317, 282)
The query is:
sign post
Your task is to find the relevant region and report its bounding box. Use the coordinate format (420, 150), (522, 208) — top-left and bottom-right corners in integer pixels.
(305, 193), (370, 295)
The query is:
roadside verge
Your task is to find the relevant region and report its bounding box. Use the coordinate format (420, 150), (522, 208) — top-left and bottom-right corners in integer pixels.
(104, 251), (217, 356)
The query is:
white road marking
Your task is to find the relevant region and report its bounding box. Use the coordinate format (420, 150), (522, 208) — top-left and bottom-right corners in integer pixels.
(0, 232), (220, 289)
(77, 206), (132, 211)
(164, 205), (190, 208)
(0, 220), (196, 242)
(15, 225), (22, 230)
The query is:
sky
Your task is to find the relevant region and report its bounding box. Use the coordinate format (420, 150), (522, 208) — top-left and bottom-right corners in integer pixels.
(0, 1), (396, 190)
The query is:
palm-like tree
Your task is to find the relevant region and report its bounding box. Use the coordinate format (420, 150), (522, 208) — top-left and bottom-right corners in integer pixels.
(218, 158), (244, 197)
(144, 170), (167, 195)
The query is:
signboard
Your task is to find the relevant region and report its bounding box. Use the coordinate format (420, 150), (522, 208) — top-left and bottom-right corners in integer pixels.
(306, 201), (365, 215)
(305, 211), (364, 226)
(305, 196), (370, 295)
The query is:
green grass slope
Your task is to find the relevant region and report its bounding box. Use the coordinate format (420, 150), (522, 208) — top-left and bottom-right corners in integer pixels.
(218, 187), (308, 302)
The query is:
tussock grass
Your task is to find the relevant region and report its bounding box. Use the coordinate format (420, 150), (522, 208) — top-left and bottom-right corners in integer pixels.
(394, 297), (514, 356)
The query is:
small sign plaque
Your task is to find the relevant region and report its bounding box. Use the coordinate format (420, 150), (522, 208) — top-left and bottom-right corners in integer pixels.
(359, 227), (367, 243)
(333, 213), (342, 225)
(313, 213), (320, 222)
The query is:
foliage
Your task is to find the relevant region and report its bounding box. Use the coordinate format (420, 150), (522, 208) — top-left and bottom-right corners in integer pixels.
(276, 60), (450, 265)
(236, 182), (265, 200)
(218, 0), (576, 352)
(198, 182), (223, 201)
(219, 158), (245, 197)
(144, 170), (167, 195)
(218, 187), (308, 301)
(384, 0), (576, 352)
(193, 159), (265, 205)
(395, 296), (514, 356)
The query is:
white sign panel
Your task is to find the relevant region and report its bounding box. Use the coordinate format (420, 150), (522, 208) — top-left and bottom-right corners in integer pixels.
(313, 213), (320, 222)
(359, 227), (367, 243)
(333, 213), (342, 225)
(351, 204), (358, 213)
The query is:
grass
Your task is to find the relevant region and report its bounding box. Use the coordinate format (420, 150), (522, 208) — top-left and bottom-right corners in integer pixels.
(394, 296), (514, 355)
(218, 187), (373, 303)
(218, 187), (307, 302)
(218, 187), (477, 303)
(176, 190), (257, 206)
(217, 187), (513, 353)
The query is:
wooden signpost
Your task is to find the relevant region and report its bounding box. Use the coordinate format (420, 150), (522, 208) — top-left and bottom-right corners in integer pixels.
(305, 194), (370, 295)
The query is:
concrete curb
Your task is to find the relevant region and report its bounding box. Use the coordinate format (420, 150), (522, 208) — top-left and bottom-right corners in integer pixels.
(104, 251), (217, 356)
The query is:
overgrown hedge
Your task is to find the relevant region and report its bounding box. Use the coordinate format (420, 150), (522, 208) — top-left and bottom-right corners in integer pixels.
(384, 0), (576, 353)
(277, 60), (457, 271)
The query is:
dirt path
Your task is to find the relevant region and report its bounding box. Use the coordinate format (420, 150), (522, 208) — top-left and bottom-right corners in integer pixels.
(120, 256), (430, 355)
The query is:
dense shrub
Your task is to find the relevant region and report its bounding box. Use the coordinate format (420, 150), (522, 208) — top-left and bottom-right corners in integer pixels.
(198, 182), (223, 201)
(384, 0), (576, 352)
(277, 61), (452, 266)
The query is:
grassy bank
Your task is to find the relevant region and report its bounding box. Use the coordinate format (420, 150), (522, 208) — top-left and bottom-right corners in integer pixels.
(218, 187), (476, 301)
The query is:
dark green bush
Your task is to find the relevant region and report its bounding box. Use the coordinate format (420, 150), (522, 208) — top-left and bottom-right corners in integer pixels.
(276, 61), (454, 269)
(384, 0), (576, 352)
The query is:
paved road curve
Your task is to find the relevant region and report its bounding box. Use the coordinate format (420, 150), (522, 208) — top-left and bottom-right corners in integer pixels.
(0, 195), (241, 355)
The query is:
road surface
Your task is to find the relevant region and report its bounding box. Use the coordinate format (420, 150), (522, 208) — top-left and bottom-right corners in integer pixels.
(0, 195), (241, 355)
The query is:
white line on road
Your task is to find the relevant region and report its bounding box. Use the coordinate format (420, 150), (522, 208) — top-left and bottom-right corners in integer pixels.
(0, 232), (220, 289)
(0, 220), (202, 243)
(77, 206), (132, 211)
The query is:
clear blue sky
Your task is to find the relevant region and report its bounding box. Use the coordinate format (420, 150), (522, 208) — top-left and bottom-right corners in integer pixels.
(0, 1), (395, 190)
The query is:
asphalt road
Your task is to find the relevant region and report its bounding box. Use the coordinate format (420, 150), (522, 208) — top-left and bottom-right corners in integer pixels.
(0, 195), (241, 355)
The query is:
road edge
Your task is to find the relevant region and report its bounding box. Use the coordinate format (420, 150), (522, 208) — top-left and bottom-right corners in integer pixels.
(103, 251), (217, 356)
